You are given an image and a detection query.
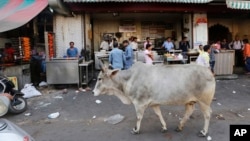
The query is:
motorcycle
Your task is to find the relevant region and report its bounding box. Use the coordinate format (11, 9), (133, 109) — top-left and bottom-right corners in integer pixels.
(0, 76), (27, 116)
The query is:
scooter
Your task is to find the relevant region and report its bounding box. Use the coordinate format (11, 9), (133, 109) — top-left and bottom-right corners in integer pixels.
(0, 76), (27, 116)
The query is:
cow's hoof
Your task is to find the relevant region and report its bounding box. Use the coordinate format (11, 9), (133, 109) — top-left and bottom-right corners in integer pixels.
(161, 128), (168, 133)
(197, 130), (207, 137)
(175, 127), (182, 132)
(131, 127), (140, 135)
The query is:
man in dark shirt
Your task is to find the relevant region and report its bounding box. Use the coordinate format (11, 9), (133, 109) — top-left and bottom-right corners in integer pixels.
(179, 37), (190, 57)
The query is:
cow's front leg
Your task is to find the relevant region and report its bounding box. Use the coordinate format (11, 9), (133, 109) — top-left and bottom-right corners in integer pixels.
(152, 105), (167, 133)
(131, 105), (146, 134)
(176, 102), (195, 132)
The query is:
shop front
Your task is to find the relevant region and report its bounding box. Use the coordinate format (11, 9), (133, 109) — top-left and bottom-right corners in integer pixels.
(49, 0), (250, 75)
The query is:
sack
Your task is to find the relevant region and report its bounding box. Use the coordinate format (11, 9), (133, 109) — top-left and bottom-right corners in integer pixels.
(21, 84), (42, 98)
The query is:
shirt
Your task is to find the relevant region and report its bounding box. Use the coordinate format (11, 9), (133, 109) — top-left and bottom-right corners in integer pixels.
(209, 47), (219, 62)
(144, 50), (153, 64)
(196, 52), (210, 68)
(162, 41), (174, 51)
(109, 48), (125, 69)
(100, 41), (109, 51)
(179, 41), (190, 52)
(144, 41), (152, 49)
(244, 43), (250, 59)
(230, 40), (243, 50)
(131, 42), (138, 50)
(124, 45), (134, 69)
(67, 47), (78, 57)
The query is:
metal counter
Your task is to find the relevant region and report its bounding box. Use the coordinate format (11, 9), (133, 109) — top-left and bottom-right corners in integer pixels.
(46, 58), (83, 86)
(214, 50), (235, 75)
(79, 60), (94, 85)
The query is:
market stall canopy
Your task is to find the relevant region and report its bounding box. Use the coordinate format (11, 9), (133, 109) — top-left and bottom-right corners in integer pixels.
(0, 0), (48, 33)
(63, 0), (213, 3)
(226, 0), (250, 10)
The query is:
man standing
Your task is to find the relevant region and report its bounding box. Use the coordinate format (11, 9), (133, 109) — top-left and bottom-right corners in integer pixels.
(109, 42), (125, 70)
(229, 36), (244, 67)
(123, 40), (133, 69)
(162, 37), (174, 52)
(179, 37), (190, 57)
(67, 41), (78, 57)
(100, 39), (109, 51)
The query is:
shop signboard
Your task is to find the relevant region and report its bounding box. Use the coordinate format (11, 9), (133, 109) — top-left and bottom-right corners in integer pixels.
(119, 26), (136, 32)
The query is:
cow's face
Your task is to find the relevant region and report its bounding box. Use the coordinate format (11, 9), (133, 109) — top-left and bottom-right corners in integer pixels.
(93, 69), (119, 96)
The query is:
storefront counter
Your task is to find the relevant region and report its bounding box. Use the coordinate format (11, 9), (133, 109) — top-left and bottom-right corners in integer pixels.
(46, 58), (83, 86)
(214, 50), (235, 75)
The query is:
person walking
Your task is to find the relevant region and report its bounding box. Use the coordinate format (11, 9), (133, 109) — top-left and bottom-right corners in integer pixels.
(123, 40), (133, 69)
(209, 44), (219, 74)
(243, 39), (250, 74)
(144, 44), (154, 65)
(196, 45), (210, 68)
(109, 42), (125, 70)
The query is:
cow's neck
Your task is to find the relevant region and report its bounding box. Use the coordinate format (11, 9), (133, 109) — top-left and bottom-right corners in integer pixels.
(110, 71), (132, 105)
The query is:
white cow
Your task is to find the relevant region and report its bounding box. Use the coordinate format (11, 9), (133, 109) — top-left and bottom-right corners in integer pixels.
(93, 62), (215, 136)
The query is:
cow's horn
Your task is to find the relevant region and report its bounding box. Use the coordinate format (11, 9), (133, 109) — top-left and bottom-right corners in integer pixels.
(99, 59), (106, 72)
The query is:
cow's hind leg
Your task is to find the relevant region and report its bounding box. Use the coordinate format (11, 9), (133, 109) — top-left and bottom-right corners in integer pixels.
(131, 105), (146, 134)
(152, 105), (167, 133)
(176, 102), (195, 132)
(197, 102), (212, 137)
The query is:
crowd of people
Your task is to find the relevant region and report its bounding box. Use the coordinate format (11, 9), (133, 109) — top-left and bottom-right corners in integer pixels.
(103, 35), (250, 74)
(196, 36), (250, 75)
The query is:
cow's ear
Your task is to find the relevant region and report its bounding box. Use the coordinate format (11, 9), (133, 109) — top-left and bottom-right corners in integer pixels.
(110, 69), (119, 77)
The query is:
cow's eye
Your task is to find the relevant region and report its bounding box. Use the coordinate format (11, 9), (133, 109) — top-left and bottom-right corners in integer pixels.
(98, 78), (102, 81)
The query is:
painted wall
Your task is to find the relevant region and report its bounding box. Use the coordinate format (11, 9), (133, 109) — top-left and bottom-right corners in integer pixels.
(54, 14), (84, 57)
(193, 13), (208, 49)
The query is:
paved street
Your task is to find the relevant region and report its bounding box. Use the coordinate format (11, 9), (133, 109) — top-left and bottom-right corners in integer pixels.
(3, 74), (250, 141)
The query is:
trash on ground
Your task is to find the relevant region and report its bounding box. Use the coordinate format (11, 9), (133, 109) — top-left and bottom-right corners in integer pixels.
(62, 89), (68, 94)
(207, 136), (212, 141)
(216, 114), (225, 120)
(93, 78), (96, 81)
(21, 83), (42, 98)
(212, 97), (217, 101)
(54, 96), (63, 99)
(104, 114), (125, 124)
(24, 113), (31, 116)
(85, 87), (92, 91)
(95, 100), (102, 104)
(39, 102), (51, 108)
(73, 96), (76, 100)
(79, 88), (86, 92)
(39, 81), (48, 87)
(92, 115), (96, 119)
(48, 112), (60, 119)
(237, 113), (244, 118)
(232, 91), (236, 94)
(242, 85), (246, 87)
(217, 103), (222, 106)
(75, 90), (79, 93)
(169, 112), (172, 115)
(248, 108), (250, 111)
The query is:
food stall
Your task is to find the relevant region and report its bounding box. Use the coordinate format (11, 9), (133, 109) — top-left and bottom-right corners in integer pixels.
(0, 37), (31, 89)
(44, 32), (94, 86)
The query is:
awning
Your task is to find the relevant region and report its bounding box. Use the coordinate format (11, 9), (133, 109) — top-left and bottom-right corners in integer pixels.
(63, 0), (213, 3)
(226, 0), (250, 10)
(0, 0), (48, 33)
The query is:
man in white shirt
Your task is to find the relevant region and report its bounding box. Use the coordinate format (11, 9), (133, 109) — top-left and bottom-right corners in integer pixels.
(229, 36), (244, 67)
(100, 39), (109, 51)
